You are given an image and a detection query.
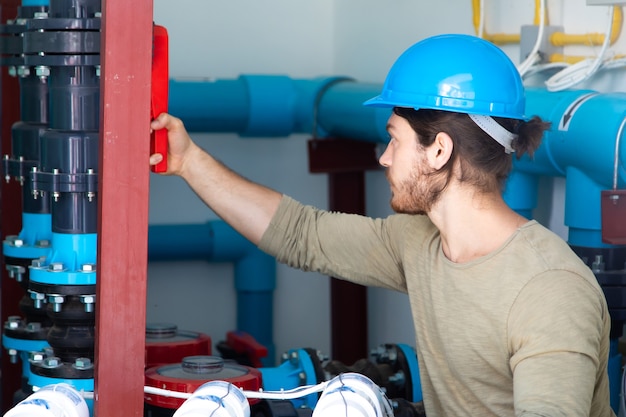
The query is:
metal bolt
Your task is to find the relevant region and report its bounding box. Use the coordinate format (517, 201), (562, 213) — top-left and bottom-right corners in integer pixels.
(31, 167), (39, 198)
(31, 258), (45, 268)
(73, 357), (93, 370)
(51, 169), (61, 201)
(47, 294), (65, 312)
(80, 295), (95, 313)
(86, 169), (96, 201)
(3, 156), (9, 181)
(29, 351), (44, 362)
(33, 11), (48, 19)
(42, 356), (61, 368)
(16, 66), (30, 78)
(8, 349), (18, 364)
(7, 264), (26, 281)
(94, 12), (102, 18)
(289, 350), (299, 365)
(5, 316), (22, 329)
(26, 322), (42, 332)
(8, 66), (16, 77)
(49, 262), (65, 272)
(298, 372), (307, 384)
(35, 65), (50, 79)
(592, 255), (605, 273)
(29, 291), (45, 309)
(36, 239), (50, 248)
(95, 65), (101, 77)
(81, 263), (96, 272)
(12, 238), (23, 248)
(281, 352), (289, 363)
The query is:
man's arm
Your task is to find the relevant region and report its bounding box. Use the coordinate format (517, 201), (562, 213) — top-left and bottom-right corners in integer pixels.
(149, 113), (282, 245)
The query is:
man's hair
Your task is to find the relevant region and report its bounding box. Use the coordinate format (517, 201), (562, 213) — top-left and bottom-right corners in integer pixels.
(393, 107), (550, 194)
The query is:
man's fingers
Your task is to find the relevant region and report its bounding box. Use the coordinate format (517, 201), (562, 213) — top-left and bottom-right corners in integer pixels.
(149, 153), (163, 166)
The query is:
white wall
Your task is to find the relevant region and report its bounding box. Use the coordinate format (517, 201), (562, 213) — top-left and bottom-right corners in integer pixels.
(149, 0), (626, 365)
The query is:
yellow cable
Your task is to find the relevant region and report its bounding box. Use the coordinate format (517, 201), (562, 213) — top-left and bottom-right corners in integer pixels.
(484, 33), (521, 44)
(550, 52), (626, 65)
(533, 0), (549, 25)
(472, 0), (481, 36)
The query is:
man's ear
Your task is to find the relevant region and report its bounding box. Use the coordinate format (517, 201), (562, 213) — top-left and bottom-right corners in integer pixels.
(427, 132), (454, 170)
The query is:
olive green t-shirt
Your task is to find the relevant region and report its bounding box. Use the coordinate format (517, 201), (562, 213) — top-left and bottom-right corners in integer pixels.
(259, 196), (615, 417)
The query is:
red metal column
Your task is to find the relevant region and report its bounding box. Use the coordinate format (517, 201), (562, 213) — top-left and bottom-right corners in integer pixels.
(308, 138), (381, 365)
(94, 1), (153, 416)
(0, 1), (25, 412)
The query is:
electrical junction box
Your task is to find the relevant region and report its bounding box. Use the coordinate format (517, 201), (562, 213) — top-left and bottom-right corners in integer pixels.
(586, 0), (626, 4)
(520, 25), (564, 64)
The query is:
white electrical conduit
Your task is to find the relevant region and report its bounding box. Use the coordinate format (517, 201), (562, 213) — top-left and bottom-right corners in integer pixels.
(517, 0), (547, 77)
(545, 5), (615, 91)
(477, 0), (485, 39)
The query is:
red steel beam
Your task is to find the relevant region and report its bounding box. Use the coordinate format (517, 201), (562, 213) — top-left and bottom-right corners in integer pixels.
(0, 0), (26, 412)
(95, 1), (153, 415)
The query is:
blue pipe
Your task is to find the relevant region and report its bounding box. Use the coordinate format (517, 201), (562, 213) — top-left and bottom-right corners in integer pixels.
(148, 221), (276, 366)
(171, 78), (626, 246)
(169, 76), (390, 142)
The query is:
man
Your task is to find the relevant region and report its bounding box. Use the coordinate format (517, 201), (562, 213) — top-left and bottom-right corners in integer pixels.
(150, 34), (614, 416)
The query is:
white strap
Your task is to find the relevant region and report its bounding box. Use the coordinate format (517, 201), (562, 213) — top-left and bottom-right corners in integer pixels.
(468, 114), (517, 154)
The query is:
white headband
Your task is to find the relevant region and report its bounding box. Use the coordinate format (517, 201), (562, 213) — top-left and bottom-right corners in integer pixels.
(468, 114), (517, 154)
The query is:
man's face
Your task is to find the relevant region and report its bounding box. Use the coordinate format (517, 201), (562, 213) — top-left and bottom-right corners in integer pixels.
(379, 114), (444, 215)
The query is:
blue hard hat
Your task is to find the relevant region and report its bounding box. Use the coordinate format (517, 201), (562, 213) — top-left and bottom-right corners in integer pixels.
(364, 34), (525, 120)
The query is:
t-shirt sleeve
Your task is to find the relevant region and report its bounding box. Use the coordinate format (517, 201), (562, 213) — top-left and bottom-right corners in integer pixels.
(508, 270), (609, 416)
(258, 195), (414, 291)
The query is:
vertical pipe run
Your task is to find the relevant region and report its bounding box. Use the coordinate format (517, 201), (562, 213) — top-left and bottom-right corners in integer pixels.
(95, 0), (152, 415)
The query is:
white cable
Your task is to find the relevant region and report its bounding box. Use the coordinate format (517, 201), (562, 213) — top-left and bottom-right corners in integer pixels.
(545, 5), (614, 91)
(143, 381), (329, 402)
(521, 61), (569, 79)
(477, 0), (485, 39)
(601, 55), (626, 70)
(144, 386), (193, 400)
(242, 381), (329, 400)
(518, 0), (546, 77)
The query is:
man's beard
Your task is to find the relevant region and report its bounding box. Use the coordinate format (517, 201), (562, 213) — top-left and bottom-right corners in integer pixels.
(386, 165), (446, 215)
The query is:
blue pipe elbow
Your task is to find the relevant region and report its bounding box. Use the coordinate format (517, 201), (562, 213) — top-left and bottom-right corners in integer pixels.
(3, 213), (52, 259)
(148, 221), (276, 365)
(519, 88), (626, 247)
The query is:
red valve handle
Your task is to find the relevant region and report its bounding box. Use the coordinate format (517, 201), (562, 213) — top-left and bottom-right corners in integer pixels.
(226, 330), (268, 368)
(151, 24), (169, 173)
